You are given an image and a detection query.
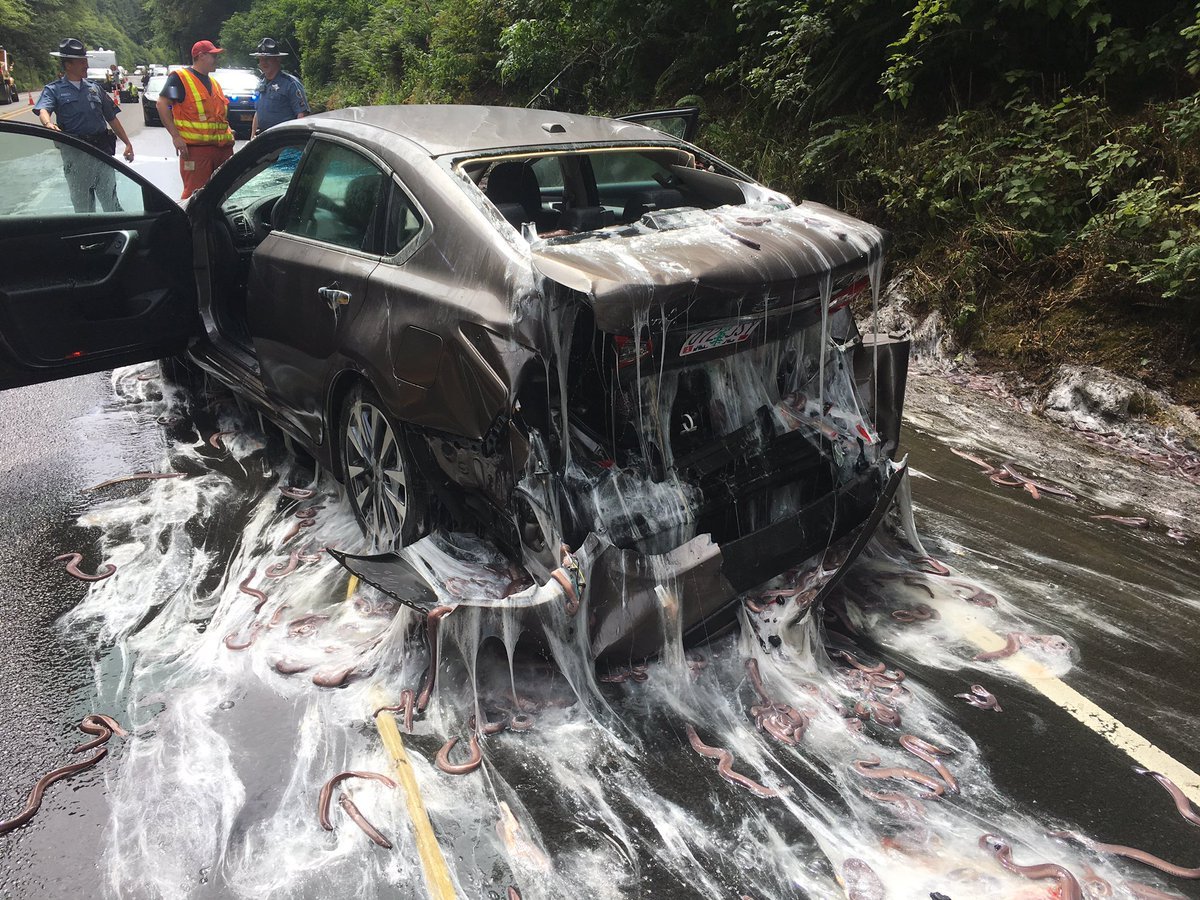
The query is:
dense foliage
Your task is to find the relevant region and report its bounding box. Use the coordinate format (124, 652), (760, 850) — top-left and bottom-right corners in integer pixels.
(1, 0), (161, 87)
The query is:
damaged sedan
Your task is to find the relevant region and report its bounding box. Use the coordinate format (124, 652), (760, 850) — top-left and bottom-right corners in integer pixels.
(0, 106), (908, 661)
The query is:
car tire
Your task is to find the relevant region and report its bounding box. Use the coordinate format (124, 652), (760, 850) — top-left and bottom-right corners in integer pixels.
(338, 383), (428, 550)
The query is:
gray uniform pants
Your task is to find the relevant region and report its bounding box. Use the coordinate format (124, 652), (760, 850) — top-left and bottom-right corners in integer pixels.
(60, 144), (121, 213)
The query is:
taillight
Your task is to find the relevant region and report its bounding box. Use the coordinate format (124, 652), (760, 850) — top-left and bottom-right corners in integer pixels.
(613, 334), (654, 369)
(828, 276), (869, 312)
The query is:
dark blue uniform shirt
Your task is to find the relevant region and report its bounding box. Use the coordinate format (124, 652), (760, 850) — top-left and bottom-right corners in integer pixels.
(255, 71), (309, 131)
(34, 77), (118, 135)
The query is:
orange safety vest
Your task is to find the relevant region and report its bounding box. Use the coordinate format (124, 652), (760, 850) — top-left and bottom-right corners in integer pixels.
(173, 68), (234, 146)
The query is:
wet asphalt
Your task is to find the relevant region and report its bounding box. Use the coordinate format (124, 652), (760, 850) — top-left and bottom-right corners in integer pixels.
(0, 373), (153, 896)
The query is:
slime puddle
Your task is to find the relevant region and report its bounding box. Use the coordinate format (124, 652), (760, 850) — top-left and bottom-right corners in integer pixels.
(45, 362), (1193, 900)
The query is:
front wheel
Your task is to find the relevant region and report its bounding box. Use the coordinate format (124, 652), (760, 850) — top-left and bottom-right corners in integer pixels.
(338, 383), (428, 550)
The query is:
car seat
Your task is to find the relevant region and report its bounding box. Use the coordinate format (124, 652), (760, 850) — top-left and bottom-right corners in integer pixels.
(558, 206), (617, 233)
(622, 188), (686, 223)
(343, 173), (384, 251)
(485, 162), (556, 231)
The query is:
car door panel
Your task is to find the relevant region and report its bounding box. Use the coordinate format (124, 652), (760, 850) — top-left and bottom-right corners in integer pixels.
(617, 107), (700, 142)
(0, 122), (199, 390)
(245, 138), (388, 445)
(246, 233), (376, 442)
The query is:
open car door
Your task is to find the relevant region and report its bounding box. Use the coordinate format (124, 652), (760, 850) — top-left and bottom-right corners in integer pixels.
(617, 107), (700, 142)
(0, 121), (200, 390)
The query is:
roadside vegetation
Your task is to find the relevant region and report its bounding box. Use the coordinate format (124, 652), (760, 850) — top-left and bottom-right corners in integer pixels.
(7, 0), (1199, 401)
(0, 0), (158, 87)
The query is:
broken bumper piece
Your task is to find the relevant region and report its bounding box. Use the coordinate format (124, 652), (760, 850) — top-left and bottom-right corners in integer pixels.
(587, 457), (907, 661)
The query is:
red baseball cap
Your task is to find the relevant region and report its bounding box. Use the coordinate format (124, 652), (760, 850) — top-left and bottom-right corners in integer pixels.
(191, 40), (224, 58)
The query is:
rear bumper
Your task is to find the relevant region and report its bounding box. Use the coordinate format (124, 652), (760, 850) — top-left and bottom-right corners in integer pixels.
(329, 459), (907, 665)
(585, 458), (906, 660)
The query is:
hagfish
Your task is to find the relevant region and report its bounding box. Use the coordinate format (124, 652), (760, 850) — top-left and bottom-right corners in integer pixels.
(979, 833), (1082, 899)
(0, 714), (126, 835)
(54, 552), (116, 582)
(955, 683), (1002, 711)
(317, 771), (396, 830)
(238, 569), (268, 612)
(685, 724), (778, 799)
(265, 551), (301, 579)
(1049, 769), (1200, 880)
(337, 793), (393, 849)
(436, 735), (483, 775)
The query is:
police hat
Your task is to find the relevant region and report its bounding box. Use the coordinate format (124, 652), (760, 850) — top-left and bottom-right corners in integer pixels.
(250, 38), (288, 57)
(50, 38), (89, 59)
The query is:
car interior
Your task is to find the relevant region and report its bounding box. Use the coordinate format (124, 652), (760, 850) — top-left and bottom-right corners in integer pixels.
(464, 147), (749, 238)
(207, 141), (308, 350)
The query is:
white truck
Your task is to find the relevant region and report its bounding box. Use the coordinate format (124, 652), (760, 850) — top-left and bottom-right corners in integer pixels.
(85, 48), (134, 101)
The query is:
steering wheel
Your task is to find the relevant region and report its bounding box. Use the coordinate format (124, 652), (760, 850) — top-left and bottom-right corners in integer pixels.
(243, 194), (282, 243)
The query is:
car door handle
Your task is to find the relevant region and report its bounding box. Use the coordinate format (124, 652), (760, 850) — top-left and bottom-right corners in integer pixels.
(79, 240), (107, 251)
(318, 286), (351, 309)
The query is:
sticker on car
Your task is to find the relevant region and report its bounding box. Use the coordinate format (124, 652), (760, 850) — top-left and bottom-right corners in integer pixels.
(679, 321), (761, 356)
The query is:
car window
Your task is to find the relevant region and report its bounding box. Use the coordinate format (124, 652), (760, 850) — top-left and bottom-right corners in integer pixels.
(221, 142), (307, 211)
(590, 152), (672, 195)
(384, 183), (424, 257)
(146, 76), (167, 94)
(588, 151), (679, 216)
(0, 129), (146, 217)
(531, 156), (563, 190)
(277, 141), (386, 253)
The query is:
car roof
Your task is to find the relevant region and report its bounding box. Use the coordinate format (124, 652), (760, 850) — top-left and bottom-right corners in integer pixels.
(314, 105), (684, 159)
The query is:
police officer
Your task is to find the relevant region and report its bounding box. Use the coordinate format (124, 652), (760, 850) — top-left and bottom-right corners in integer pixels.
(34, 38), (135, 213)
(249, 38), (309, 139)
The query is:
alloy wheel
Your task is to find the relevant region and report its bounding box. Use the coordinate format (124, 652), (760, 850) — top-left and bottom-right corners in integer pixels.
(342, 394), (409, 549)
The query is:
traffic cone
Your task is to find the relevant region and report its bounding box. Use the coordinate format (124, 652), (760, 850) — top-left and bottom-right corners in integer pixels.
(26, 93), (32, 105)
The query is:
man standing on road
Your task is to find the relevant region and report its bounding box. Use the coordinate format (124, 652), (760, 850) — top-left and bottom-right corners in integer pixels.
(249, 38), (309, 139)
(34, 38), (135, 213)
(157, 40), (234, 200)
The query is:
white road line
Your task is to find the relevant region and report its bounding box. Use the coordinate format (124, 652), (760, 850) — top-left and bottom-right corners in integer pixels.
(940, 599), (1200, 805)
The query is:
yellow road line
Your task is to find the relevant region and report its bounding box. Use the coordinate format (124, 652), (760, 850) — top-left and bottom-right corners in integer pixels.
(941, 601), (1200, 805)
(374, 696), (457, 899)
(355, 573), (456, 898)
(1, 105), (34, 121)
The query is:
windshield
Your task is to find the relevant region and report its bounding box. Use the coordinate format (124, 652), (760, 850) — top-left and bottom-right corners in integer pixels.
(215, 69), (260, 95)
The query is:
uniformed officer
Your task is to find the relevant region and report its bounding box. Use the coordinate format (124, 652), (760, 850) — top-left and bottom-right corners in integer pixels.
(33, 38), (135, 213)
(249, 38), (309, 139)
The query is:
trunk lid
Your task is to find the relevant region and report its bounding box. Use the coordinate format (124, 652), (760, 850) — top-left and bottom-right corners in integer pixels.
(531, 201), (889, 337)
